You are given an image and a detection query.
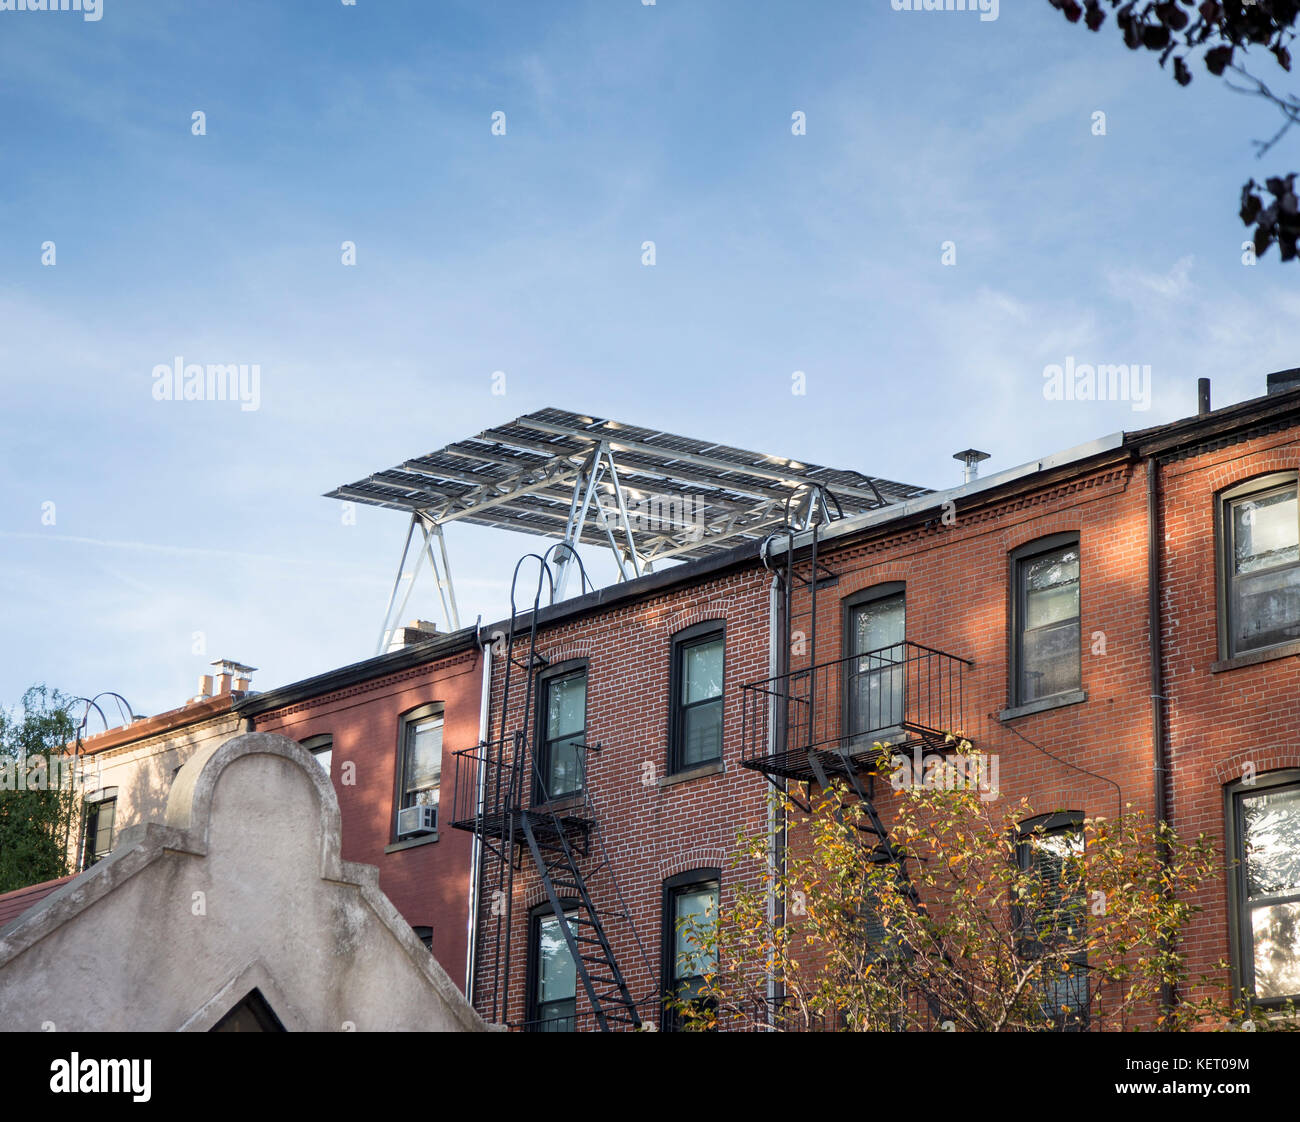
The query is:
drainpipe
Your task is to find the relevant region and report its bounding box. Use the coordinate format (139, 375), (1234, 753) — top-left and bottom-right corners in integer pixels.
(465, 627), (493, 1001)
(767, 572), (786, 1026)
(1147, 457), (1176, 1023)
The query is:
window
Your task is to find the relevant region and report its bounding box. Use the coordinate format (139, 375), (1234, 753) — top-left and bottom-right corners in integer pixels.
(1015, 812), (1088, 1030)
(528, 904), (578, 1032)
(1219, 474), (1300, 658)
(844, 583), (906, 746)
(395, 705), (443, 835)
(534, 663), (587, 803)
(662, 869), (720, 1031)
(412, 925), (434, 953)
(669, 623), (725, 773)
(301, 733), (333, 777)
(81, 789), (117, 870)
(1226, 770), (1300, 1006)
(1011, 535), (1081, 706)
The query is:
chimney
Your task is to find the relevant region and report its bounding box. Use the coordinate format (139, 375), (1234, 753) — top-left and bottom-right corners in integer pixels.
(953, 449), (991, 485)
(1198, 377), (1212, 415)
(393, 620), (440, 648)
(196, 674), (214, 700)
(209, 659), (257, 696)
(1267, 368), (1300, 396)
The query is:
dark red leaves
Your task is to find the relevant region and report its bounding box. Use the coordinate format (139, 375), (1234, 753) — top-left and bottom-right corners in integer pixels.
(1205, 45), (1234, 74)
(1240, 175), (1300, 261)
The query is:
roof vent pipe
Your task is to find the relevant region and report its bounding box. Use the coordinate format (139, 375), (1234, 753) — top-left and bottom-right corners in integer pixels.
(1198, 378), (1211, 415)
(953, 449), (991, 485)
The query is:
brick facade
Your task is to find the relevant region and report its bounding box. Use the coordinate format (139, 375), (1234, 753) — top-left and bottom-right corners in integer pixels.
(464, 391), (1300, 1029)
(467, 446), (1187, 1029)
(470, 565), (773, 1028)
(1155, 425), (1300, 1011)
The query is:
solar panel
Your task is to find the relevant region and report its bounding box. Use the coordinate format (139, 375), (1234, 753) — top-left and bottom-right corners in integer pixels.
(326, 408), (930, 564)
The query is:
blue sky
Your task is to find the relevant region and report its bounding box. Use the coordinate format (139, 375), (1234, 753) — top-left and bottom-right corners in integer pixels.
(2, 0), (1298, 720)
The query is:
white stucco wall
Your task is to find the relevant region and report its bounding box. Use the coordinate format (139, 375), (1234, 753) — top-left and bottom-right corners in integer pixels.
(0, 732), (494, 1032)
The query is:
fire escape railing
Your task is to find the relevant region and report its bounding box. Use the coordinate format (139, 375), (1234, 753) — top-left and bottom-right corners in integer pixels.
(740, 640), (973, 783)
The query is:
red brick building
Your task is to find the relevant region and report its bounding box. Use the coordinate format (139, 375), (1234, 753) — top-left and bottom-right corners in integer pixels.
(459, 431), (1161, 1029)
(1136, 371), (1300, 1015)
(458, 554), (775, 1029)
(449, 378), (1300, 1030)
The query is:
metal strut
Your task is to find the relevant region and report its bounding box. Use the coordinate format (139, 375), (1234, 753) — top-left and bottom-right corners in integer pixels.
(376, 512), (461, 654)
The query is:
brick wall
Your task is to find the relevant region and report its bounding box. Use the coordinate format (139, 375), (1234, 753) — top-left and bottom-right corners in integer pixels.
(473, 454), (1176, 1028)
(471, 565), (773, 1028)
(1157, 427), (1300, 1012)
(780, 458), (1160, 1027)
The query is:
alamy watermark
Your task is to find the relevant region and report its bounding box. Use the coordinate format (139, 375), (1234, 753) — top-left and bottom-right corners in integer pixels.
(50, 1055), (150, 1102)
(152, 357), (261, 412)
(1043, 356), (1151, 412)
(889, 747), (1001, 802)
(621, 492), (707, 542)
(0, 753), (81, 791)
(0, 0), (103, 21)
(891, 0), (998, 22)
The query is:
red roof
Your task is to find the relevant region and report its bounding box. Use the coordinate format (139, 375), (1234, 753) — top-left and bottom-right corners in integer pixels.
(0, 874), (77, 928)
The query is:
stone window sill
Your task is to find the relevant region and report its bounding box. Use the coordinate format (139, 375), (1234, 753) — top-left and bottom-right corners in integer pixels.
(659, 760), (725, 788)
(385, 833), (438, 854)
(1210, 640), (1300, 674)
(998, 688), (1087, 722)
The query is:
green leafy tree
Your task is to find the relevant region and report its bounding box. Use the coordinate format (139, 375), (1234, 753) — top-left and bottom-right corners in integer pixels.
(677, 743), (1294, 1031)
(0, 686), (79, 894)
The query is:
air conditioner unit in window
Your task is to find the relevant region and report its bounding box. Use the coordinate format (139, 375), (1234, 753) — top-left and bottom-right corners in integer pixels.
(397, 804), (438, 838)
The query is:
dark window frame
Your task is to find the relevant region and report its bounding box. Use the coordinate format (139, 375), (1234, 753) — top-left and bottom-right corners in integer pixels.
(841, 582), (907, 747)
(391, 702), (444, 843)
(532, 659), (589, 806)
(300, 733), (333, 777)
(661, 867), (721, 1031)
(1013, 810), (1089, 1031)
(668, 621), (726, 776)
(81, 787), (118, 871)
(526, 899), (580, 1032)
(1216, 472), (1300, 661)
(1224, 767), (1300, 1009)
(1009, 533), (1082, 709)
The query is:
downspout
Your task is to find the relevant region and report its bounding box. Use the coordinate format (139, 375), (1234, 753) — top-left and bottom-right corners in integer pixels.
(767, 572), (786, 1026)
(1147, 457), (1176, 1023)
(465, 628), (493, 1001)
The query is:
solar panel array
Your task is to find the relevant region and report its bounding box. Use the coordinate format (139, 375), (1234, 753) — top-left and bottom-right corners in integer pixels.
(326, 408), (931, 563)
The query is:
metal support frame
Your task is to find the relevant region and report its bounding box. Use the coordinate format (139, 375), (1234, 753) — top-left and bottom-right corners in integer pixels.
(553, 442), (643, 600)
(376, 512), (461, 655)
(343, 409), (922, 648)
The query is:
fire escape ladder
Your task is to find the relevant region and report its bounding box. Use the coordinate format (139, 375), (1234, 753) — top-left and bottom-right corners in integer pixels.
(803, 748), (921, 905)
(456, 545), (648, 1030)
(519, 810), (642, 1030)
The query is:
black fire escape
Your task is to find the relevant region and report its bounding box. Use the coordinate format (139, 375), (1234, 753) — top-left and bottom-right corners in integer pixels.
(742, 488), (974, 941)
(451, 548), (650, 1031)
